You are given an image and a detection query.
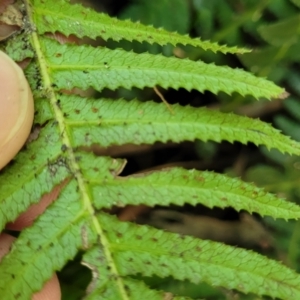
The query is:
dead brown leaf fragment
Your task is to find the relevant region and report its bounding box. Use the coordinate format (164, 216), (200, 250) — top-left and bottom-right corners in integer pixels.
(0, 1), (23, 40)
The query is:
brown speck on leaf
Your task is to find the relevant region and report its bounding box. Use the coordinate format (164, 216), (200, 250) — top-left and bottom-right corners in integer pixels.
(61, 144), (67, 152)
(124, 284), (131, 293)
(115, 231), (123, 238)
(196, 176), (205, 182)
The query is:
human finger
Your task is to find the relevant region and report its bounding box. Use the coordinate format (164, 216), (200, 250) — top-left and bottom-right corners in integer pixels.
(0, 50), (34, 170)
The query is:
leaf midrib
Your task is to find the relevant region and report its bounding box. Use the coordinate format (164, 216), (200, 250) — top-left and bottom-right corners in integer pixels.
(27, 1), (131, 299)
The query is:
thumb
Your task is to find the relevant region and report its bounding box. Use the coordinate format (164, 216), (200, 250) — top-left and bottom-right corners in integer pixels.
(0, 50), (34, 170)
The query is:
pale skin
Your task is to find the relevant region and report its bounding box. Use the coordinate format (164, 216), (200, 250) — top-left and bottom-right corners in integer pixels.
(0, 51), (61, 299)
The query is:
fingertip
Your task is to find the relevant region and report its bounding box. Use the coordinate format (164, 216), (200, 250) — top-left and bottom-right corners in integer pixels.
(32, 274), (61, 300)
(0, 50), (34, 170)
(0, 233), (15, 257)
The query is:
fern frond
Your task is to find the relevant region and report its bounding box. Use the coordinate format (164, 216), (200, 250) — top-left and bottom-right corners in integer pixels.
(83, 251), (190, 300)
(92, 213), (300, 299)
(61, 96), (300, 155)
(32, 0), (248, 54)
(0, 181), (95, 300)
(41, 38), (283, 99)
(1, 1), (300, 299)
(3, 92), (299, 229)
(0, 124), (70, 231)
(0, 181), (191, 300)
(80, 163), (300, 219)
